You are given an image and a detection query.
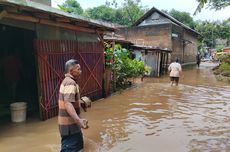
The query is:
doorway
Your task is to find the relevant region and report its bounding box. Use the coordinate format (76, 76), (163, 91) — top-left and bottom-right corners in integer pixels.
(0, 24), (39, 123)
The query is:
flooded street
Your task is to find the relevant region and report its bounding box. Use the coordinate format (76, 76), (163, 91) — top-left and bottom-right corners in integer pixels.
(1, 62), (230, 152)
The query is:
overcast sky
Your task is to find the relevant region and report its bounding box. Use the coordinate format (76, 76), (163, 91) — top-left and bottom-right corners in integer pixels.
(52, 0), (230, 21)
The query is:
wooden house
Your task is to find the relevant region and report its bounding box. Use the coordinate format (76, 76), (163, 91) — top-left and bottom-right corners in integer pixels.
(0, 0), (115, 120)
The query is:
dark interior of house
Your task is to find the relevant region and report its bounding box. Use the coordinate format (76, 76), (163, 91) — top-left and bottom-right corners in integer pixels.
(0, 24), (39, 123)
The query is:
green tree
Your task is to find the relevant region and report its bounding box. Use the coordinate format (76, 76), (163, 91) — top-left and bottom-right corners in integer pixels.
(58, 0), (83, 15)
(85, 0), (146, 26)
(168, 9), (196, 29)
(217, 22), (230, 45)
(121, 0), (146, 26)
(195, 0), (230, 14)
(195, 20), (230, 48)
(195, 21), (218, 47)
(85, 5), (116, 22)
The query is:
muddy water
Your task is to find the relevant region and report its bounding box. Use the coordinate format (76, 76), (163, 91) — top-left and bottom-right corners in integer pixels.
(1, 62), (230, 152)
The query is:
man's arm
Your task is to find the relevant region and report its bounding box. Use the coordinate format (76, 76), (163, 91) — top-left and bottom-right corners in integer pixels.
(65, 102), (87, 129)
(63, 84), (88, 129)
(179, 64), (182, 72)
(168, 64), (171, 71)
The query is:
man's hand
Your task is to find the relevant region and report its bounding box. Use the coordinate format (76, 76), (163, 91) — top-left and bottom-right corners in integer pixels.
(64, 102), (89, 129)
(78, 119), (89, 129)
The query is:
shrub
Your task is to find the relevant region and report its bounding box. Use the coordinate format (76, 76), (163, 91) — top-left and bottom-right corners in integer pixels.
(111, 44), (145, 89)
(215, 45), (224, 52)
(104, 48), (113, 68)
(219, 54), (230, 64)
(219, 62), (230, 72)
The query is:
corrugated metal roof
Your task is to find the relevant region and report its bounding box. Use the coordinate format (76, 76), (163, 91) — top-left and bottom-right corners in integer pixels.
(131, 44), (171, 52)
(104, 32), (133, 44)
(0, 0), (116, 31)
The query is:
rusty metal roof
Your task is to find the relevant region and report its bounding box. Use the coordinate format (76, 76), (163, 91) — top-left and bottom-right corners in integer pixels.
(131, 44), (172, 52)
(104, 33), (133, 44)
(0, 0), (116, 31)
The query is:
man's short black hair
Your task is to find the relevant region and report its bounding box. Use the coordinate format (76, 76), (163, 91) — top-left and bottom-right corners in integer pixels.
(176, 58), (179, 63)
(65, 59), (79, 73)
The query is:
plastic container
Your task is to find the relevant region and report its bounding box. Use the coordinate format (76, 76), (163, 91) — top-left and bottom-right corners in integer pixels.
(10, 102), (27, 122)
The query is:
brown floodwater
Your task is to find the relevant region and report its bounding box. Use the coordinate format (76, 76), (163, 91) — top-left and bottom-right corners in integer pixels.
(1, 62), (230, 152)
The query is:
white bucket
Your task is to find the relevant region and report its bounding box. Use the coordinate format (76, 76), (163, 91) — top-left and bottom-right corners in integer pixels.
(10, 102), (27, 123)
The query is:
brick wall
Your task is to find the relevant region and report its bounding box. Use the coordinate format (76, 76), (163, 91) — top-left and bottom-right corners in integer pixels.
(118, 23), (198, 64)
(183, 30), (198, 63)
(171, 24), (183, 62)
(118, 24), (171, 49)
(171, 38), (183, 62)
(170, 24), (198, 63)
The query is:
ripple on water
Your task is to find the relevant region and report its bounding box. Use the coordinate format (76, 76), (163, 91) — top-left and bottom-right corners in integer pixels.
(97, 81), (230, 151)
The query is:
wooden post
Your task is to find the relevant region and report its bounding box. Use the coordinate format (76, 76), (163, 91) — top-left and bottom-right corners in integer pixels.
(112, 40), (116, 92)
(157, 52), (161, 77)
(161, 52), (165, 75)
(166, 53), (169, 74)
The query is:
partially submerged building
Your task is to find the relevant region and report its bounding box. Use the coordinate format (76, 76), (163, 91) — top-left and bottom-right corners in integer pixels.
(0, 0), (115, 120)
(131, 45), (171, 77)
(118, 6), (199, 65)
(104, 32), (171, 77)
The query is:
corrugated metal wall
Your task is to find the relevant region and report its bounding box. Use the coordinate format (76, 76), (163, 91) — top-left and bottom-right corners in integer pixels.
(34, 40), (104, 120)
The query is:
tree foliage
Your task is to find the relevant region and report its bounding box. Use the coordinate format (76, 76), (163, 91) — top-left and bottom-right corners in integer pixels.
(121, 0), (146, 25)
(58, 0), (83, 15)
(195, 20), (230, 47)
(217, 22), (230, 43)
(104, 43), (145, 89)
(84, 0), (146, 26)
(112, 44), (145, 88)
(165, 9), (196, 29)
(196, 21), (218, 47)
(57, 0), (229, 48)
(85, 5), (116, 22)
(195, 0), (230, 14)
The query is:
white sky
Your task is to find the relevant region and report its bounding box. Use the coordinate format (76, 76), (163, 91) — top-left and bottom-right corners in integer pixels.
(52, 0), (230, 21)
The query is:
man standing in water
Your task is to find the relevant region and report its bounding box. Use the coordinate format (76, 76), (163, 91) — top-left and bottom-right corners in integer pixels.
(168, 58), (182, 86)
(58, 59), (88, 152)
(196, 53), (201, 68)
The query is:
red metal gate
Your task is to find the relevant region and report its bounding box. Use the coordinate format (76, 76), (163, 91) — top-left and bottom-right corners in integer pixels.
(34, 40), (104, 120)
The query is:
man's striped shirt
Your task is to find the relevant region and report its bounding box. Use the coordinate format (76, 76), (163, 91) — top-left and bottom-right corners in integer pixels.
(58, 74), (81, 136)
